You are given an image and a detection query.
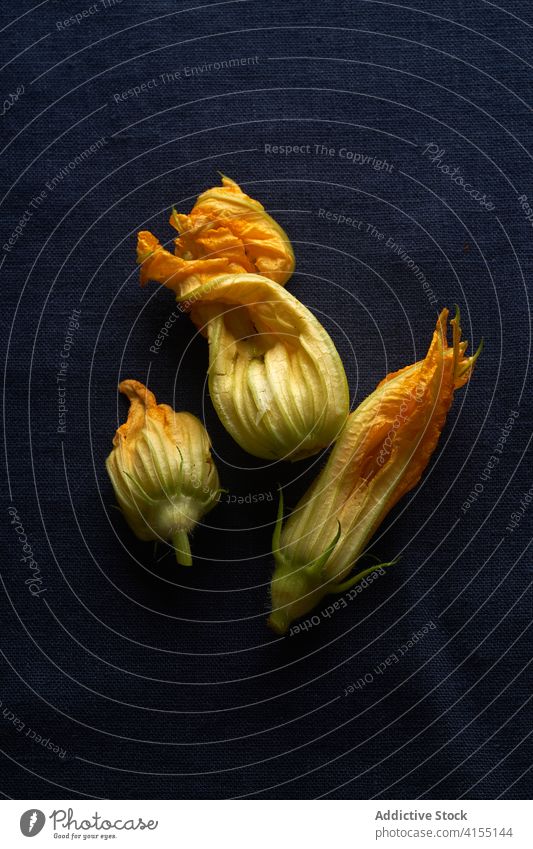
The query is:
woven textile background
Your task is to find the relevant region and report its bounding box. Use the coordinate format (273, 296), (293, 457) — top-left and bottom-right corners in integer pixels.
(1, 0), (531, 799)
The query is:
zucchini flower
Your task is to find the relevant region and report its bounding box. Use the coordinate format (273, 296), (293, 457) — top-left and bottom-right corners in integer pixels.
(268, 308), (482, 633)
(106, 379), (220, 565)
(137, 243), (349, 460)
(139, 175), (294, 288)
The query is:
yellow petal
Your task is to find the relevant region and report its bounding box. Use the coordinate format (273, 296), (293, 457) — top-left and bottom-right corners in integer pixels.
(186, 273), (349, 460)
(137, 231), (230, 297)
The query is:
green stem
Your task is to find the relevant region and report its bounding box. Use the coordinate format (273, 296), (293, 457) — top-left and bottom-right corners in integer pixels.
(172, 530), (192, 566)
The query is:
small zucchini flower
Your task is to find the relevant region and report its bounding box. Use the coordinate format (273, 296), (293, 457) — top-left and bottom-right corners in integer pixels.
(106, 380), (220, 565)
(139, 175), (295, 289)
(268, 308), (482, 633)
(136, 243), (349, 460)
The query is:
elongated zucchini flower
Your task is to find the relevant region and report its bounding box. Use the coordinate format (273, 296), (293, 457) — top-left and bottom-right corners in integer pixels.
(268, 308), (482, 633)
(137, 176), (346, 460)
(106, 379), (220, 565)
(142, 175), (294, 287)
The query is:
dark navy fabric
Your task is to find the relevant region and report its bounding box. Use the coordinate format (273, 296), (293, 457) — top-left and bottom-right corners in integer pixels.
(1, 0), (531, 799)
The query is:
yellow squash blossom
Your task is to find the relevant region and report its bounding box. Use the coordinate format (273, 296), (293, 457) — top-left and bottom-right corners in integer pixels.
(106, 380), (220, 565)
(137, 236), (349, 461)
(137, 177), (348, 460)
(164, 174), (294, 285)
(268, 308), (482, 633)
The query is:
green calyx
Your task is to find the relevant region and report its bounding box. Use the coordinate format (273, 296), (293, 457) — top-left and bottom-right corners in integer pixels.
(268, 489), (398, 634)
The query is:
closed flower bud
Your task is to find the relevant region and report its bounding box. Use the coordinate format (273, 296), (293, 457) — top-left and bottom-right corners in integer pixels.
(138, 175), (295, 290)
(106, 380), (220, 565)
(268, 308), (482, 633)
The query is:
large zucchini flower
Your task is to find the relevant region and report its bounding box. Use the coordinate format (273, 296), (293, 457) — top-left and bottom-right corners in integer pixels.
(106, 380), (220, 565)
(137, 178), (349, 461)
(144, 174), (295, 287)
(268, 308), (482, 633)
